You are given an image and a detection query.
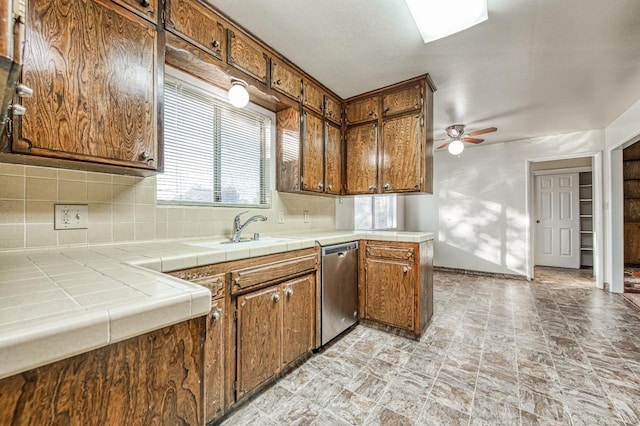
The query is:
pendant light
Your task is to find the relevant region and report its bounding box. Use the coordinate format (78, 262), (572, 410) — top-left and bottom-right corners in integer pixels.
(228, 79), (249, 108)
(448, 139), (464, 155)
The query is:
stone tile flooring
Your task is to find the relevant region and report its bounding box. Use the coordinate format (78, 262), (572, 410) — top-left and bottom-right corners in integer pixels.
(220, 267), (640, 425)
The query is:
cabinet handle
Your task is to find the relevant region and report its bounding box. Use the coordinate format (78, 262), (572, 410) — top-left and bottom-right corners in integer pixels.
(327, 110), (332, 117)
(10, 104), (26, 116)
(383, 183), (391, 190)
(272, 292), (280, 302)
(383, 107), (390, 115)
(327, 184), (332, 191)
(368, 184), (377, 192)
(139, 151), (154, 165)
(368, 111), (377, 118)
(140, 0), (150, 6)
(211, 310), (221, 321)
(212, 40), (220, 48)
(318, 182), (324, 189)
(16, 84), (33, 98)
(403, 266), (411, 273)
(285, 288), (293, 297)
(276, 79), (282, 86)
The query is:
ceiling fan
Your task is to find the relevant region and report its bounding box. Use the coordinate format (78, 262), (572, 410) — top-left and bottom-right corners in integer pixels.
(436, 124), (498, 155)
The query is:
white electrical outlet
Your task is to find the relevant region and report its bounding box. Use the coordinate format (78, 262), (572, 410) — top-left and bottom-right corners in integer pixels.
(303, 210), (310, 223)
(278, 211), (285, 224)
(54, 204), (88, 230)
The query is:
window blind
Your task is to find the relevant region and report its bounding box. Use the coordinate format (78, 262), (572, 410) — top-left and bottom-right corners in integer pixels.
(158, 77), (271, 207)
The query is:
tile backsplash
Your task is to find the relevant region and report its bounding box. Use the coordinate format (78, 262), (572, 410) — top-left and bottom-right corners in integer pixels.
(0, 163), (336, 249)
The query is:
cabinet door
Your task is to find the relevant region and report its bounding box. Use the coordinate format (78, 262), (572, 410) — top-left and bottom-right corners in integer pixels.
(303, 80), (324, 115)
(228, 29), (268, 85)
(325, 95), (342, 125)
(345, 96), (379, 125)
(270, 59), (302, 101)
(111, 0), (158, 23)
(345, 123), (378, 194)
(364, 258), (415, 330)
(165, 0), (225, 60)
(282, 275), (315, 366)
(236, 286), (281, 398)
(17, 0), (158, 170)
(325, 121), (342, 195)
(301, 111), (324, 193)
(205, 299), (225, 423)
(381, 114), (422, 192)
(382, 83), (422, 117)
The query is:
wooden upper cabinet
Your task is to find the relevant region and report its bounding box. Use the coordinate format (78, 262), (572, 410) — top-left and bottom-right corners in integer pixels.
(301, 111), (324, 193)
(324, 121), (342, 195)
(381, 114), (422, 192)
(228, 29), (268, 85)
(382, 83), (422, 117)
(345, 123), (378, 194)
(282, 275), (315, 366)
(111, 0), (158, 23)
(270, 59), (302, 101)
(325, 95), (342, 125)
(302, 80), (324, 115)
(165, 0), (225, 61)
(345, 96), (379, 125)
(14, 0), (159, 170)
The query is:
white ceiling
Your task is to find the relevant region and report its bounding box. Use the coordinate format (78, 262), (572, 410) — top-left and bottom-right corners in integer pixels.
(207, 0), (640, 144)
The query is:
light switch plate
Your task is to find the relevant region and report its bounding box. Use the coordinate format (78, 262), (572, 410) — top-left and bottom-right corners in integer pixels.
(303, 210), (310, 223)
(54, 204), (88, 230)
(278, 211), (285, 224)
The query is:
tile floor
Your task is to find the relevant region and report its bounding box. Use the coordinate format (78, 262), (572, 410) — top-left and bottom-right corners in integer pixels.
(220, 267), (640, 425)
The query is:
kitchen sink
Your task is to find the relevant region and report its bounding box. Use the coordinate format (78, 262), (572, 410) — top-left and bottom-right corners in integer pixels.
(187, 237), (297, 249)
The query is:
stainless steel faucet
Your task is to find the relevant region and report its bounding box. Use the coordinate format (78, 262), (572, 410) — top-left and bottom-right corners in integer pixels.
(232, 210), (267, 242)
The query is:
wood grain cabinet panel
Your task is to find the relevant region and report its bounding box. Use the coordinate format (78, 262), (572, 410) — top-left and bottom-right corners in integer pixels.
(345, 96), (379, 125)
(230, 253), (318, 294)
(301, 111), (324, 193)
(381, 114), (422, 192)
(303, 80), (324, 115)
(345, 123), (378, 194)
(236, 286), (282, 399)
(382, 83), (422, 116)
(14, 0), (159, 170)
(282, 275), (316, 366)
(270, 59), (302, 101)
(276, 107), (301, 192)
(112, 0), (158, 22)
(165, 0), (225, 61)
(325, 95), (342, 125)
(364, 257), (415, 330)
(205, 299), (225, 423)
(325, 121), (342, 195)
(228, 29), (268, 84)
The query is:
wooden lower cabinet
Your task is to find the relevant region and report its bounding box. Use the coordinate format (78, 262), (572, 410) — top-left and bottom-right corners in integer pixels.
(205, 299), (225, 423)
(359, 240), (433, 339)
(282, 275), (316, 365)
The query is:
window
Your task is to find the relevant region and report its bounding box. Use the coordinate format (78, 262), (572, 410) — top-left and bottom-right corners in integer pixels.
(354, 195), (398, 230)
(157, 71), (272, 207)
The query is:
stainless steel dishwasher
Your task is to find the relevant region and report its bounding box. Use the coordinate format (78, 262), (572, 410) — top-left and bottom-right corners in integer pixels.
(321, 241), (358, 345)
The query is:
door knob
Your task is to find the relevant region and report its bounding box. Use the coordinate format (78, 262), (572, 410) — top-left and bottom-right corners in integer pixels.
(536, 220), (540, 223)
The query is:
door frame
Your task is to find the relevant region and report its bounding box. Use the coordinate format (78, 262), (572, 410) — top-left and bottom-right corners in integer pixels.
(525, 152), (603, 288)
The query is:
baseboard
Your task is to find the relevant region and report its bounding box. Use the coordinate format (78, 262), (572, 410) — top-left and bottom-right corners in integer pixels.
(434, 266), (527, 281)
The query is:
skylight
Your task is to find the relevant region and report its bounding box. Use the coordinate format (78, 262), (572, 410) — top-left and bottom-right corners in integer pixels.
(404, 0), (488, 43)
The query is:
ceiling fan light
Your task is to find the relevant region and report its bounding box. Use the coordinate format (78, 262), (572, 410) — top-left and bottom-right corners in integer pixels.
(404, 0), (488, 43)
(448, 139), (465, 155)
(228, 80), (249, 108)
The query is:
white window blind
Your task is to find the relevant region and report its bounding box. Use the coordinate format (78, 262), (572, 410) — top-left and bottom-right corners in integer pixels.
(354, 195), (398, 230)
(158, 76), (271, 207)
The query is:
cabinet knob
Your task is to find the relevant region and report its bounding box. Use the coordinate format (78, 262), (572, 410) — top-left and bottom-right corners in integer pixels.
(285, 288), (293, 297)
(276, 79), (282, 86)
(211, 310), (221, 321)
(212, 40), (220, 48)
(327, 110), (332, 117)
(383, 183), (391, 190)
(140, 0), (150, 6)
(326, 184), (332, 191)
(368, 184), (377, 192)
(16, 84), (33, 98)
(139, 151), (150, 160)
(318, 182), (324, 189)
(272, 292), (280, 302)
(10, 104), (26, 116)
(403, 266), (410, 273)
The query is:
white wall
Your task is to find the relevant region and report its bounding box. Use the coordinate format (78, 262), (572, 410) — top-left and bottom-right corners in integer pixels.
(404, 130), (605, 276)
(605, 98), (640, 292)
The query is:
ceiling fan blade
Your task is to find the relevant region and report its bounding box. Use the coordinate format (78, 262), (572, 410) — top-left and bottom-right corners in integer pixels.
(462, 137), (484, 144)
(466, 127), (497, 137)
(436, 141), (451, 150)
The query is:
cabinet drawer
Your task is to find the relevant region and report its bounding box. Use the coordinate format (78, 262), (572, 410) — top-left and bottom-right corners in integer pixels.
(365, 245), (414, 262)
(345, 96), (379, 125)
(271, 59), (302, 101)
(325, 95), (342, 125)
(231, 254), (318, 294)
(112, 0), (158, 22)
(382, 83), (422, 117)
(228, 29), (269, 85)
(170, 270), (226, 299)
(303, 80), (324, 115)
(165, 0), (226, 61)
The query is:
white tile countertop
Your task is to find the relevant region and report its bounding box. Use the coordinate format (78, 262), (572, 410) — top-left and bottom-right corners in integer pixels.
(0, 230), (433, 380)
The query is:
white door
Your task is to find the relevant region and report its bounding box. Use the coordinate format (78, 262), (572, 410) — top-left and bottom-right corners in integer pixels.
(534, 173), (580, 268)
